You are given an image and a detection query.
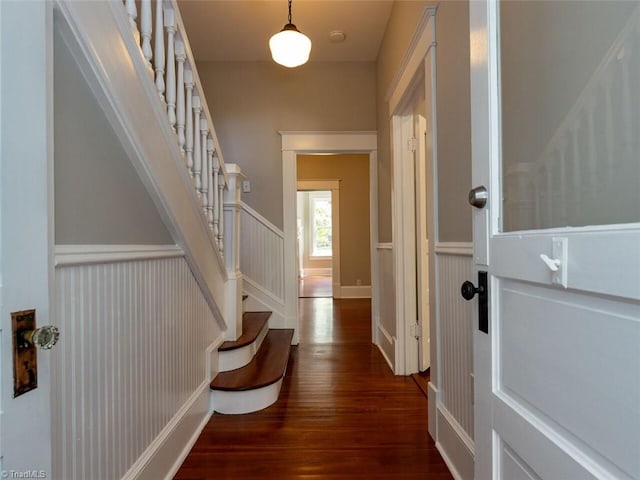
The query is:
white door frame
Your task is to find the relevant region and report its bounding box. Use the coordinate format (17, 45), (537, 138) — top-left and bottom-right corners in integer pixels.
(387, 7), (437, 375)
(297, 180), (341, 295)
(1, 0), (55, 473)
(280, 132), (377, 344)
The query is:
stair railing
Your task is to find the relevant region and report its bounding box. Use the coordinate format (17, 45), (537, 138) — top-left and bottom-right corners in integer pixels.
(123, 0), (228, 256)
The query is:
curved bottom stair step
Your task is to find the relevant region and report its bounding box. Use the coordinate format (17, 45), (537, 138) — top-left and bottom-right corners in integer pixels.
(211, 328), (294, 414)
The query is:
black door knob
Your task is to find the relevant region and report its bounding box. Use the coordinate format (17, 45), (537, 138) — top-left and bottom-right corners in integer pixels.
(461, 280), (484, 301)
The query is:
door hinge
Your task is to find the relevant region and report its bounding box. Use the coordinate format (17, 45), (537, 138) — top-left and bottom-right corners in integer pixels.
(410, 323), (420, 339)
(408, 137), (417, 152)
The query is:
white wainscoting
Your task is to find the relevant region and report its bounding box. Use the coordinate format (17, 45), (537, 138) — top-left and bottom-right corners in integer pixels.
(52, 249), (223, 480)
(376, 243), (396, 371)
(435, 243), (475, 480)
(240, 202), (284, 303)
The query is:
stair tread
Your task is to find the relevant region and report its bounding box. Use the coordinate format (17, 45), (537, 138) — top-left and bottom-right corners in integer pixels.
(211, 329), (294, 391)
(219, 312), (271, 351)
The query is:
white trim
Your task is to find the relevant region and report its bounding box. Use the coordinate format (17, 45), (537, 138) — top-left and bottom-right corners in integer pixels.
(377, 243), (393, 250)
(54, 244), (184, 266)
(302, 268), (332, 277)
(280, 131), (377, 151)
(370, 151), (380, 345)
(434, 242), (473, 256)
(218, 321), (269, 372)
(436, 405), (476, 480)
(241, 202), (284, 239)
(122, 379), (212, 480)
(377, 325), (396, 371)
(297, 180), (340, 191)
(387, 7), (438, 114)
(388, 9), (438, 377)
(281, 132), (378, 344)
(335, 285), (371, 299)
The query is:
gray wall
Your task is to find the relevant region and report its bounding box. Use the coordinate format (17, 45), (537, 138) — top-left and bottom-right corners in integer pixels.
(197, 61), (377, 230)
(54, 31), (172, 245)
(376, 0), (472, 243)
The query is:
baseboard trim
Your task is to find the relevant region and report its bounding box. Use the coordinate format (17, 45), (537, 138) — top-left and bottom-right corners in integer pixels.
(435, 405), (475, 480)
(122, 379), (211, 480)
(335, 285), (372, 299)
(377, 325), (396, 372)
(55, 244), (184, 267)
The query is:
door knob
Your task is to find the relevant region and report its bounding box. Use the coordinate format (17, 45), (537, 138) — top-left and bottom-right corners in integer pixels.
(461, 272), (489, 334)
(461, 280), (484, 300)
(21, 325), (60, 350)
(468, 186), (488, 209)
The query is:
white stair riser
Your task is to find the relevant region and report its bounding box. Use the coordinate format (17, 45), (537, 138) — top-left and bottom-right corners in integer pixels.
(218, 322), (269, 372)
(211, 378), (283, 414)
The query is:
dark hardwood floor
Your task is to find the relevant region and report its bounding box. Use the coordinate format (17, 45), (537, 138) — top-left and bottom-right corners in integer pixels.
(175, 298), (453, 479)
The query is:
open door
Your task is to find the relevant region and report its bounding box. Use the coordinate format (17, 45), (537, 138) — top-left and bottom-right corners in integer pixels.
(1, 1), (56, 474)
(470, 1), (640, 478)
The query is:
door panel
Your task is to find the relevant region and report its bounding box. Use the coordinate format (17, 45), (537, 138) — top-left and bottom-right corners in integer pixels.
(499, 281), (640, 478)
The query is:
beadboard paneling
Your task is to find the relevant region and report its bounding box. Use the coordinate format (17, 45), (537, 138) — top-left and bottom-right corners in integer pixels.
(437, 251), (474, 441)
(240, 203), (285, 303)
(52, 256), (220, 480)
(377, 244), (396, 370)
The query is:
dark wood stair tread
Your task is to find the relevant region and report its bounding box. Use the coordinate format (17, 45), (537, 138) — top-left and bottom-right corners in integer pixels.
(219, 312), (271, 351)
(211, 329), (294, 391)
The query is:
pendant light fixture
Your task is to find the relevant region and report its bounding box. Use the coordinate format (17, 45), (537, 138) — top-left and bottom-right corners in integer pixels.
(269, 0), (312, 68)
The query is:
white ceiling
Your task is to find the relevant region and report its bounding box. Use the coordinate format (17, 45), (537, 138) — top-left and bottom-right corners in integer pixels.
(177, 0), (394, 63)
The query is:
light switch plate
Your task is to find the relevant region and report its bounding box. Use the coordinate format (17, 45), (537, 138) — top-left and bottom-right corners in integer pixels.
(242, 180), (251, 193)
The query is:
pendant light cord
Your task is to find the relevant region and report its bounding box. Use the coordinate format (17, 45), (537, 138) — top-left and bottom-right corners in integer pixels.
(288, 0), (292, 24)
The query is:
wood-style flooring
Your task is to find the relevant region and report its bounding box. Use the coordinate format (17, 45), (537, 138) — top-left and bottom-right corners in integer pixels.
(298, 275), (333, 298)
(175, 298), (453, 479)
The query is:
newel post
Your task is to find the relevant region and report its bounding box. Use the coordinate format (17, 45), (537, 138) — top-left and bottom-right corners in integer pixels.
(222, 163), (244, 341)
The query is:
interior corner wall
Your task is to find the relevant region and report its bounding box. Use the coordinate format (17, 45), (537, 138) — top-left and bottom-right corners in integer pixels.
(197, 61), (376, 230)
(297, 154), (371, 287)
(54, 28), (173, 245)
(376, 0), (472, 244)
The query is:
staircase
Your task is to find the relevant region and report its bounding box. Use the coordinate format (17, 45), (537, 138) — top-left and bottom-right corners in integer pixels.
(211, 307), (294, 414)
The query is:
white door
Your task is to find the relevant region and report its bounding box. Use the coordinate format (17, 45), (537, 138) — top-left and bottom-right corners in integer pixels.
(1, 1), (55, 475)
(471, 1), (640, 479)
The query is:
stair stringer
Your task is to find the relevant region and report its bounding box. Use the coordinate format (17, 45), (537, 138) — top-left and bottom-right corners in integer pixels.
(54, 0), (228, 329)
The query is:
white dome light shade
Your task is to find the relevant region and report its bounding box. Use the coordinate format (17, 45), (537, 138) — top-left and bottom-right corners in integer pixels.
(269, 24), (312, 68)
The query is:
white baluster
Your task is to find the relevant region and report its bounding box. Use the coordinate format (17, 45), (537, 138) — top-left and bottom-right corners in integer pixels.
(192, 95), (202, 193)
(207, 138), (215, 228)
(603, 74), (615, 182)
(154, 0), (165, 100)
(620, 44), (633, 159)
(175, 40), (186, 153)
(164, 7), (176, 130)
(125, 0), (139, 42)
(557, 141), (568, 226)
(570, 123), (582, 208)
(213, 156), (220, 239)
(586, 100), (598, 187)
(140, 0), (153, 65)
(218, 180), (225, 252)
(201, 118), (209, 210)
(200, 119), (209, 198)
(185, 68), (194, 175)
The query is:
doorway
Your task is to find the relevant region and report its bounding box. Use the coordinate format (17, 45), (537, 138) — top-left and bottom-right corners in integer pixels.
(296, 188), (337, 298)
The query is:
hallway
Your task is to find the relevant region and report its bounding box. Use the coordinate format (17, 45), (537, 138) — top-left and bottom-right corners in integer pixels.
(175, 298), (453, 479)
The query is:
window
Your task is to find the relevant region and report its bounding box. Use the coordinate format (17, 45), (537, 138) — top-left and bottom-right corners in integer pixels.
(309, 192), (332, 257)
